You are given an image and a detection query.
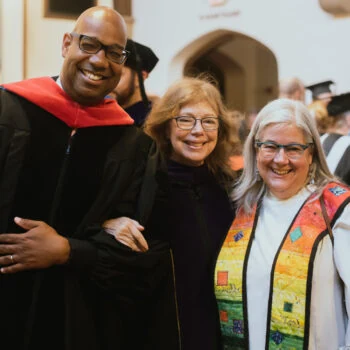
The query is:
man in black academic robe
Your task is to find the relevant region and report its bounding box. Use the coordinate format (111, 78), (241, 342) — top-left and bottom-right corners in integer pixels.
(0, 6), (163, 350)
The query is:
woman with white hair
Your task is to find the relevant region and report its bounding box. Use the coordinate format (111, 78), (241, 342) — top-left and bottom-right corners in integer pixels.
(214, 98), (350, 349)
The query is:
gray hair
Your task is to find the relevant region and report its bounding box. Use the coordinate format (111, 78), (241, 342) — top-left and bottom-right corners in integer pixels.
(233, 98), (337, 213)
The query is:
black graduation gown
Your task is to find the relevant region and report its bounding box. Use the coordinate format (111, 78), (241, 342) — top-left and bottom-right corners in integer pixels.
(0, 87), (154, 350)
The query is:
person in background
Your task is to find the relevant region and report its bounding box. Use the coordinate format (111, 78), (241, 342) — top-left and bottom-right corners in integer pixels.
(109, 38), (159, 126)
(0, 6), (154, 350)
(306, 80), (335, 106)
(278, 77), (305, 102)
(307, 99), (332, 135)
(320, 92), (350, 185)
(228, 109), (245, 171)
(230, 108), (259, 172)
(103, 75), (241, 349)
(215, 98), (350, 349)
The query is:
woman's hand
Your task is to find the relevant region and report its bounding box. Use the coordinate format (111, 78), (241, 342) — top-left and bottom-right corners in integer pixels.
(103, 217), (148, 252)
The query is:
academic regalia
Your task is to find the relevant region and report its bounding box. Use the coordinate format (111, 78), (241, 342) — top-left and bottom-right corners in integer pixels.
(306, 80), (335, 101)
(0, 77), (154, 350)
(321, 92), (350, 185)
(123, 39), (159, 126)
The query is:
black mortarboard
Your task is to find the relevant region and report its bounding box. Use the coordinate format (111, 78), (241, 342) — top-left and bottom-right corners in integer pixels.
(327, 92), (350, 116)
(125, 39), (159, 73)
(306, 80), (335, 100)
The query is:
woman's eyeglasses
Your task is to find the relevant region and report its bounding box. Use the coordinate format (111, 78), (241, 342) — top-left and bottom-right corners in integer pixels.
(173, 116), (220, 131)
(255, 141), (313, 159)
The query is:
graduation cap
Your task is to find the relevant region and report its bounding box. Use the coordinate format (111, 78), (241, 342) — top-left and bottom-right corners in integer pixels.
(124, 39), (159, 109)
(125, 39), (159, 73)
(327, 92), (350, 116)
(306, 80), (335, 100)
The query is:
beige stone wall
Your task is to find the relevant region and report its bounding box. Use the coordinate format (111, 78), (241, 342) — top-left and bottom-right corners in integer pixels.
(1, 0), (350, 109)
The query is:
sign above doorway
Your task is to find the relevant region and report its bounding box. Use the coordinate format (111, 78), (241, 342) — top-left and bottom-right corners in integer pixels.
(209, 0), (227, 6)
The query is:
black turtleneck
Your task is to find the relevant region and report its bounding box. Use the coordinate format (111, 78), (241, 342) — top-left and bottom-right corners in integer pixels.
(146, 160), (234, 350)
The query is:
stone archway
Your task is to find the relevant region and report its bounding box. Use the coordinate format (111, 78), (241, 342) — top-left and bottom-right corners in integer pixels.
(170, 29), (278, 113)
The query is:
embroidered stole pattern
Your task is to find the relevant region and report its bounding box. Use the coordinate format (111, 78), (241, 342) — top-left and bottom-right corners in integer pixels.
(214, 183), (350, 350)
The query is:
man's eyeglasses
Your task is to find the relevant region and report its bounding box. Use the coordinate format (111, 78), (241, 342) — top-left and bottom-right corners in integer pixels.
(255, 141), (313, 160)
(173, 116), (220, 131)
(70, 32), (129, 64)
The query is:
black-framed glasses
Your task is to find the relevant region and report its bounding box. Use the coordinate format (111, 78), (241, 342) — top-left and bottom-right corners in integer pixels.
(255, 141), (313, 160)
(70, 32), (129, 64)
(173, 116), (220, 131)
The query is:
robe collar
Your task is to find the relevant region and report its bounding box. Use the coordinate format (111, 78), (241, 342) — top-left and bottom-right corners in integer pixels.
(2, 77), (134, 128)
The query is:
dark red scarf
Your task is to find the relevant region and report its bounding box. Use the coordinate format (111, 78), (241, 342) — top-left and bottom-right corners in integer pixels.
(2, 77), (134, 128)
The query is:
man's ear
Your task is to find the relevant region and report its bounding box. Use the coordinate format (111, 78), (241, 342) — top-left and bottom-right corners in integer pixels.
(61, 33), (73, 58)
(142, 71), (149, 80)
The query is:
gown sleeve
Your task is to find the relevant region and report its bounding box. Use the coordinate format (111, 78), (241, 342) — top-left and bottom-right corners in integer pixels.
(333, 203), (350, 347)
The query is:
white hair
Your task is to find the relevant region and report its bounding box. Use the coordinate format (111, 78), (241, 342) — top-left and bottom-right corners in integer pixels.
(233, 98), (337, 213)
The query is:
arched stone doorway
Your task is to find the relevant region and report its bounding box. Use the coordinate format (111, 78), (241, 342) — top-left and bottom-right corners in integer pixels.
(170, 30), (278, 114)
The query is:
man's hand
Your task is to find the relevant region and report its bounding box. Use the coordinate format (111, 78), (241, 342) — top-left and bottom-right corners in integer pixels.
(0, 217), (70, 274)
(103, 217), (148, 252)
